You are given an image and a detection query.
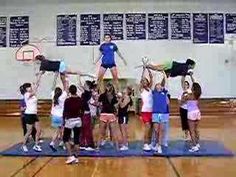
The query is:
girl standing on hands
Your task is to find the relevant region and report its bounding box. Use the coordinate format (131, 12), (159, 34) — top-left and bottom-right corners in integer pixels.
(94, 34), (127, 91)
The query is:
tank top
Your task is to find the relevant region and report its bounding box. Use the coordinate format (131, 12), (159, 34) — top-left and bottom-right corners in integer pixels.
(118, 97), (133, 117)
(187, 100), (199, 112)
(141, 89), (153, 112)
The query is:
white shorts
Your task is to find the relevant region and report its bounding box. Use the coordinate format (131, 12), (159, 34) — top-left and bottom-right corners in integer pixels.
(188, 110), (201, 121)
(65, 117), (82, 129)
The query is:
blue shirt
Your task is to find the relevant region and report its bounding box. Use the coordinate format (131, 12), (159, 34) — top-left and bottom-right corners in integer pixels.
(152, 89), (169, 113)
(99, 42), (118, 65)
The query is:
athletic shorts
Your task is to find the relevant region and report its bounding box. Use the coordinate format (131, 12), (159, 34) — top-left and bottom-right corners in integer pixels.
(51, 115), (63, 128)
(100, 113), (117, 123)
(152, 113), (169, 123)
(188, 110), (201, 121)
(118, 115), (129, 124)
(63, 127), (80, 145)
(64, 117), (82, 129)
(24, 114), (39, 125)
(101, 63), (116, 69)
(141, 112), (152, 123)
(59, 61), (67, 73)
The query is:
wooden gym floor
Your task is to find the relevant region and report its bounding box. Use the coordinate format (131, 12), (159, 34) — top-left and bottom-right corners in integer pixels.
(0, 113), (236, 177)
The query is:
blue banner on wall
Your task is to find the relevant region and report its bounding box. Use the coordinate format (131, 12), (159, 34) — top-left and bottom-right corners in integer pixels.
(126, 13), (146, 40)
(148, 13), (168, 40)
(57, 14), (77, 46)
(0, 17), (7, 47)
(193, 13), (208, 43)
(9, 16), (29, 47)
(171, 13), (191, 40)
(80, 14), (100, 45)
(103, 14), (123, 40)
(209, 13), (224, 44)
(226, 13), (236, 34)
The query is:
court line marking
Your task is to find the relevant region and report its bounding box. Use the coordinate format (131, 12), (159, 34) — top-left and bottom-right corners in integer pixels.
(32, 157), (53, 177)
(167, 157), (181, 177)
(10, 157), (37, 177)
(91, 157), (100, 177)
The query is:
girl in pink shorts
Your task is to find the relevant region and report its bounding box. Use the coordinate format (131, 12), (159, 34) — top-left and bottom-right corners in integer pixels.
(185, 82), (202, 152)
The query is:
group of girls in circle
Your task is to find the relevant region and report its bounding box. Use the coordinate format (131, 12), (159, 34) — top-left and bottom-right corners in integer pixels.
(139, 62), (202, 153)
(19, 79), (133, 164)
(19, 33), (202, 165)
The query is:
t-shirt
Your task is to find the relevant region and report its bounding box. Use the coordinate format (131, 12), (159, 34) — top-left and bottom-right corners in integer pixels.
(40, 59), (60, 72)
(81, 90), (92, 112)
(165, 61), (190, 77)
(141, 89), (153, 112)
(63, 97), (84, 119)
(51, 91), (67, 117)
(152, 89), (169, 113)
(98, 93), (118, 113)
(178, 89), (192, 109)
(99, 42), (118, 65)
(24, 92), (38, 114)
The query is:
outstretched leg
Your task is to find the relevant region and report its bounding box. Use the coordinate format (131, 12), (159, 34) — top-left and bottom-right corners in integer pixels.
(110, 67), (119, 92)
(97, 66), (107, 92)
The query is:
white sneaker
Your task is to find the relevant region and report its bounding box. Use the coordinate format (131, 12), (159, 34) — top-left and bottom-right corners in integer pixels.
(151, 145), (158, 151)
(59, 141), (64, 147)
(80, 146), (86, 150)
(66, 156), (77, 164)
(120, 145), (129, 151)
(85, 147), (95, 151)
(157, 145), (162, 154)
(196, 143), (200, 149)
(162, 143), (168, 147)
(22, 145), (28, 152)
(189, 146), (199, 152)
(143, 143), (151, 151)
(39, 139), (44, 143)
(33, 145), (42, 152)
(100, 140), (106, 146)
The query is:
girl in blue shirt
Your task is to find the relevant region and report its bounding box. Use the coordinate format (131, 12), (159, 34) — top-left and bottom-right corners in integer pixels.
(152, 71), (170, 154)
(94, 34), (127, 91)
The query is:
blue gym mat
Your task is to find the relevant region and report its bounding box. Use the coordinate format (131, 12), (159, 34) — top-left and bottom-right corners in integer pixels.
(0, 139), (234, 157)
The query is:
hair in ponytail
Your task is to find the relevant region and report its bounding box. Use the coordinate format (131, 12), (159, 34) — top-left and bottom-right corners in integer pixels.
(53, 87), (62, 106)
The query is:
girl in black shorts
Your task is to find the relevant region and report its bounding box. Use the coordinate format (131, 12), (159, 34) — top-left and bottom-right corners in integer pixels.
(21, 83), (42, 152)
(117, 86), (133, 151)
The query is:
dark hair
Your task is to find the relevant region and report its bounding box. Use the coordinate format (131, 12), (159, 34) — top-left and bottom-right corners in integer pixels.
(105, 82), (115, 95)
(19, 85), (26, 95)
(126, 86), (133, 96)
(192, 82), (202, 100)
(104, 34), (112, 39)
(91, 81), (97, 89)
(85, 80), (94, 90)
(35, 55), (45, 61)
(186, 58), (195, 66)
(22, 83), (31, 91)
(69, 85), (77, 95)
(53, 87), (62, 105)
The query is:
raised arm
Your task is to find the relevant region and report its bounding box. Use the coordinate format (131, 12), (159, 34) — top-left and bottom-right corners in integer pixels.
(35, 70), (45, 89)
(161, 70), (167, 87)
(77, 75), (84, 92)
(189, 72), (195, 83)
(181, 76), (186, 90)
(147, 68), (153, 88)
